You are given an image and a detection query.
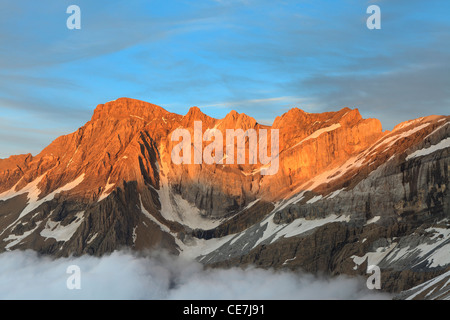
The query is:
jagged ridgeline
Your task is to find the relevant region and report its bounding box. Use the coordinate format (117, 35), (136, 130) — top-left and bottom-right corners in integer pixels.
(0, 98), (449, 297)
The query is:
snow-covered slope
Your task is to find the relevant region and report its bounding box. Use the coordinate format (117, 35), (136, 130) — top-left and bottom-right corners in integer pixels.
(396, 270), (450, 300)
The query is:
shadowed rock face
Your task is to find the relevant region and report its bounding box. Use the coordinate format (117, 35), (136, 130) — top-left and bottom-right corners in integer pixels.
(0, 97), (449, 296)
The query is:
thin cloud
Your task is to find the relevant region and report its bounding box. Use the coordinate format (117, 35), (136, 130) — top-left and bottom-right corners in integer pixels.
(204, 96), (306, 108)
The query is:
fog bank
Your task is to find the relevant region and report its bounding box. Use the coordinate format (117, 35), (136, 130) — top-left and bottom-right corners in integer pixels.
(0, 250), (391, 300)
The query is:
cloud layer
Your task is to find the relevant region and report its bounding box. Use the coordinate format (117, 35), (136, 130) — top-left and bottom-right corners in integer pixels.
(0, 250), (391, 300)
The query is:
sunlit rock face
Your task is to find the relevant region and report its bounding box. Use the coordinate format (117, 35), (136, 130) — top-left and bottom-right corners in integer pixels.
(0, 97), (449, 296)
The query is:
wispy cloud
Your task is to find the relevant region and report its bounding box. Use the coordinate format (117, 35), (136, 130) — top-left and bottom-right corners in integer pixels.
(204, 96), (310, 109)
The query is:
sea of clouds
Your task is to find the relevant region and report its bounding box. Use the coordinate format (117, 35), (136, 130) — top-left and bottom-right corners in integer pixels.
(0, 250), (391, 300)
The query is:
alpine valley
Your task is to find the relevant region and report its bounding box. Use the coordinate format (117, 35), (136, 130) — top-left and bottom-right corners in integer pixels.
(1, 98), (449, 299)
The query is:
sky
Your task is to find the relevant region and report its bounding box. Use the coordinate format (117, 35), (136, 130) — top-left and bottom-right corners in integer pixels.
(0, 0), (449, 158)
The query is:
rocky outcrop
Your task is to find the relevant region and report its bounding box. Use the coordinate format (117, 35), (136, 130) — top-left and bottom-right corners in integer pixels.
(199, 119), (449, 294)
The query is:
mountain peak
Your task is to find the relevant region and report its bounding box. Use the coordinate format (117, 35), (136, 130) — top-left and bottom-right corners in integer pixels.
(185, 106), (204, 117)
(216, 109), (257, 130)
(91, 97), (168, 122)
(272, 107), (310, 128)
(336, 107), (362, 125)
(182, 106), (216, 128)
(225, 109), (239, 118)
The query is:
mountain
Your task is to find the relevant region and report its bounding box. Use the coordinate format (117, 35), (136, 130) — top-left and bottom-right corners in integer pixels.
(395, 269), (450, 300)
(0, 97), (449, 297)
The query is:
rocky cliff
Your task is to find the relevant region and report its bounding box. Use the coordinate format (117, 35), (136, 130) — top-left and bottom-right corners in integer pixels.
(0, 98), (448, 297)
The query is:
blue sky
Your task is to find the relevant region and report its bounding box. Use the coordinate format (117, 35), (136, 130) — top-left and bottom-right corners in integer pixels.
(0, 0), (449, 158)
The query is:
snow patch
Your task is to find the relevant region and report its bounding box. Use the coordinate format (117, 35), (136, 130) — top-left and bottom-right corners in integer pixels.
(18, 174), (85, 221)
(87, 233), (98, 244)
(406, 137), (450, 160)
(423, 122), (449, 140)
(374, 227), (450, 269)
(253, 213), (350, 249)
(130, 115), (145, 121)
(380, 123), (431, 151)
(139, 194), (170, 233)
(0, 175), (45, 203)
(415, 227), (450, 268)
(274, 191), (307, 213)
(290, 123), (341, 150)
(4, 221), (43, 250)
(393, 118), (424, 132)
(284, 155), (362, 200)
(229, 233), (245, 245)
(66, 146), (79, 168)
(243, 199), (260, 210)
(306, 195), (323, 204)
(326, 188), (345, 199)
(365, 216), (381, 225)
(98, 178), (115, 202)
(40, 211), (84, 242)
(351, 242), (397, 270)
(179, 234), (236, 261)
(282, 257), (297, 265)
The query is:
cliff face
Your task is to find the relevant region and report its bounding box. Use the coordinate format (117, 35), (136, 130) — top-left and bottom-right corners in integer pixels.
(0, 97), (449, 296)
(199, 118), (450, 293)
